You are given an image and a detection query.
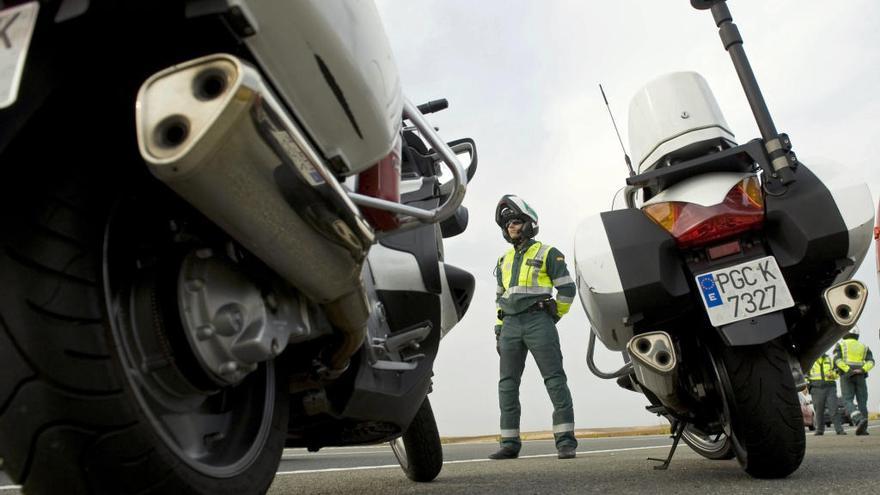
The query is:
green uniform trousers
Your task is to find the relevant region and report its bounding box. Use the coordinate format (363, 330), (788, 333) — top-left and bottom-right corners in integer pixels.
(498, 311), (576, 452)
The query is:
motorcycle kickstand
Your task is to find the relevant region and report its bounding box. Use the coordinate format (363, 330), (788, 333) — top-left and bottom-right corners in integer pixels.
(647, 420), (686, 470)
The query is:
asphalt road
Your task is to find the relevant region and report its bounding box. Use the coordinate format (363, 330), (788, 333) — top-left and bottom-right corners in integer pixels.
(1, 422), (877, 494)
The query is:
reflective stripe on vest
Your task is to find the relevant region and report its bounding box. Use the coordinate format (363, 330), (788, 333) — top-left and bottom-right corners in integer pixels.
(808, 356), (836, 382)
(841, 340), (868, 367)
(500, 242), (554, 298)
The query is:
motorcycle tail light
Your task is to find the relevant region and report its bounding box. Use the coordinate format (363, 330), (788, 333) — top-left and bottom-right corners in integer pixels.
(642, 175), (764, 248)
(357, 137), (402, 231)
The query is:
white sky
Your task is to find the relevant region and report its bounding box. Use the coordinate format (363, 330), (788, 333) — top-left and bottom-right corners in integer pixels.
(375, 0), (880, 436)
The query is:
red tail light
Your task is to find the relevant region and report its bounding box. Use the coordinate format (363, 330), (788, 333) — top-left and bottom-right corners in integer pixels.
(642, 175), (764, 248)
(357, 137), (402, 231)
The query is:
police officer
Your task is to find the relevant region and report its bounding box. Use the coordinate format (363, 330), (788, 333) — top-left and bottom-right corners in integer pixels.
(807, 353), (845, 435)
(833, 327), (874, 436)
(489, 195), (578, 460)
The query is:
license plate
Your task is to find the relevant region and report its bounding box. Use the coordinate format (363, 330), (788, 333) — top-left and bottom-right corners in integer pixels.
(695, 255), (794, 327)
(0, 2), (39, 109)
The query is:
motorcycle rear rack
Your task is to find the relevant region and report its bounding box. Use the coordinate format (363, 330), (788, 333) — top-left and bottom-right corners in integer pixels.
(347, 98), (471, 236)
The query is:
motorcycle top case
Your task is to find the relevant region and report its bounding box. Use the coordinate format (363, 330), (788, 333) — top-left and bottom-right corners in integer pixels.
(574, 209), (690, 351)
(234, 0), (403, 174)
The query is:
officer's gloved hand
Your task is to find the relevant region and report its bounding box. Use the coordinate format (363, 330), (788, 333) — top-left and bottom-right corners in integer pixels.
(495, 328), (501, 356)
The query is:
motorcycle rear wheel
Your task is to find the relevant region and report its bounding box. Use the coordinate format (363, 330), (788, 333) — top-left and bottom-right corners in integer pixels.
(390, 396), (443, 482)
(680, 425), (735, 460)
(717, 338), (805, 478)
(0, 138), (288, 493)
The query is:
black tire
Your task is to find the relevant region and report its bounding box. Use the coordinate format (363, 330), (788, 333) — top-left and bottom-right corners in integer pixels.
(719, 338), (805, 479)
(390, 397), (443, 482)
(0, 129), (288, 493)
(680, 425), (736, 460)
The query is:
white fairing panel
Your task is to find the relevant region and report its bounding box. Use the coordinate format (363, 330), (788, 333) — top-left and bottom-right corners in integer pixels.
(644, 172), (753, 207)
(573, 213), (632, 351)
(236, 0), (402, 173)
(806, 159), (875, 283)
(367, 244), (426, 292)
(437, 263), (459, 339)
(628, 72), (735, 173)
(367, 246), (458, 340)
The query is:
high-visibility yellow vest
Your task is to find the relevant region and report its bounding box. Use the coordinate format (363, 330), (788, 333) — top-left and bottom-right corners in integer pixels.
(499, 242), (555, 298)
(807, 355), (837, 382)
(834, 339), (875, 373)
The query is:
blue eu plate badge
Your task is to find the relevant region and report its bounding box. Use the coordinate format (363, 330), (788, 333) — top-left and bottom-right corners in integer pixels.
(697, 274), (723, 308)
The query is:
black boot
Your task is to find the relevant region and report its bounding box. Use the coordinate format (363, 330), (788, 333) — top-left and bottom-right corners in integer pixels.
(856, 418), (869, 435)
(488, 446), (519, 460)
(557, 446), (576, 459)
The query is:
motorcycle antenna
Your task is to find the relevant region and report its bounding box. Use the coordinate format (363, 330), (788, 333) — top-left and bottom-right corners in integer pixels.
(599, 84), (635, 177)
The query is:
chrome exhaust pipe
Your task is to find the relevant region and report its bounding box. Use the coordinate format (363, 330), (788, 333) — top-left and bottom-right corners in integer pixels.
(797, 279), (868, 370)
(135, 54), (373, 375)
(627, 331), (685, 413)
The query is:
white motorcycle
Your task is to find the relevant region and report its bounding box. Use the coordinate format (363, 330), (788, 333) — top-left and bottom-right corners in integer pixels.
(575, 0), (873, 478)
(0, 1), (476, 492)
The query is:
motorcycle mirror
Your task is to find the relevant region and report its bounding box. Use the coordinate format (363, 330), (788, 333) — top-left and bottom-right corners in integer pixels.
(436, 138), (478, 196)
(440, 205), (469, 238)
(447, 138), (478, 183)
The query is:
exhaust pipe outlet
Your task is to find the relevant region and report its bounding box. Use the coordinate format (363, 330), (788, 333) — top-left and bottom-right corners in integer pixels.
(797, 280), (868, 370)
(136, 54), (376, 375)
(627, 331), (685, 413)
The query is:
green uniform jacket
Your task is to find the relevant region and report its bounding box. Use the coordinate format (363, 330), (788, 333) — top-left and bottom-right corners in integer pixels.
(494, 239), (576, 332)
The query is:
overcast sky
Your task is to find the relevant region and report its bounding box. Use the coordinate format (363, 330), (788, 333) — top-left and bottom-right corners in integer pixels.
(375, 0), (880, 436)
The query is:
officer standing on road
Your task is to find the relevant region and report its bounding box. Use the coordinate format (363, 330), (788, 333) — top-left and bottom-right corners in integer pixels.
(834, 327), (874, 435)
(489, 195), (578, 460)
(807, 353), (846, 435)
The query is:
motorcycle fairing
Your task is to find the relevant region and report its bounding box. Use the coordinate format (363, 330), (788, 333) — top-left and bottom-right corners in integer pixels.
(231, 0), (403, 174)
(765, 162), (871, 297)
(574, 209), (690, 351)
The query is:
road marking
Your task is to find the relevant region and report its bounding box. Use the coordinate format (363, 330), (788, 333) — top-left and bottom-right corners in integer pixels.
(275, 444), (669, 475)
(3, 424), (875, 489)
(283, 444), (387, 453)
(282, 449), (390, 459)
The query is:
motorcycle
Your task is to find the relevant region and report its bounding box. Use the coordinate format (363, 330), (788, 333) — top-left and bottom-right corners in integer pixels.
(0, 1), (476, 493)
(574, 0), (874, 479)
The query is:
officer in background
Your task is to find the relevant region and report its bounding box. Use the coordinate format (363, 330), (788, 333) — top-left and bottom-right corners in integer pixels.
(834, 327), (874, 435)
(807, 353), (846, 435)
(489, 195), (578, 460)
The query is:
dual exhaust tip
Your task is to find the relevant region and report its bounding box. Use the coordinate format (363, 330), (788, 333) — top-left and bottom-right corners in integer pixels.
(824, 280), (867, 327)
(628, 331), (676, 374)
(142, 60), (236, 159)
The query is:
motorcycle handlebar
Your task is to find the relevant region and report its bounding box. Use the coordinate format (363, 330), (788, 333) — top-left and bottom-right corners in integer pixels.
(417, 99), (449, 115)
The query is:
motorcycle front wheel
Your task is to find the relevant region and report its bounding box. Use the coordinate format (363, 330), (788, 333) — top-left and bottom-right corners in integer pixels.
(714, 337), (805, 478)
(0, 128), (288, 494)
(390, 396), (443, 482)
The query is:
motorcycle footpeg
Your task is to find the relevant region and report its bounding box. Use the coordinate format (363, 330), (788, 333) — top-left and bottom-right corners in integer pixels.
(380, 320), (432, 353)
